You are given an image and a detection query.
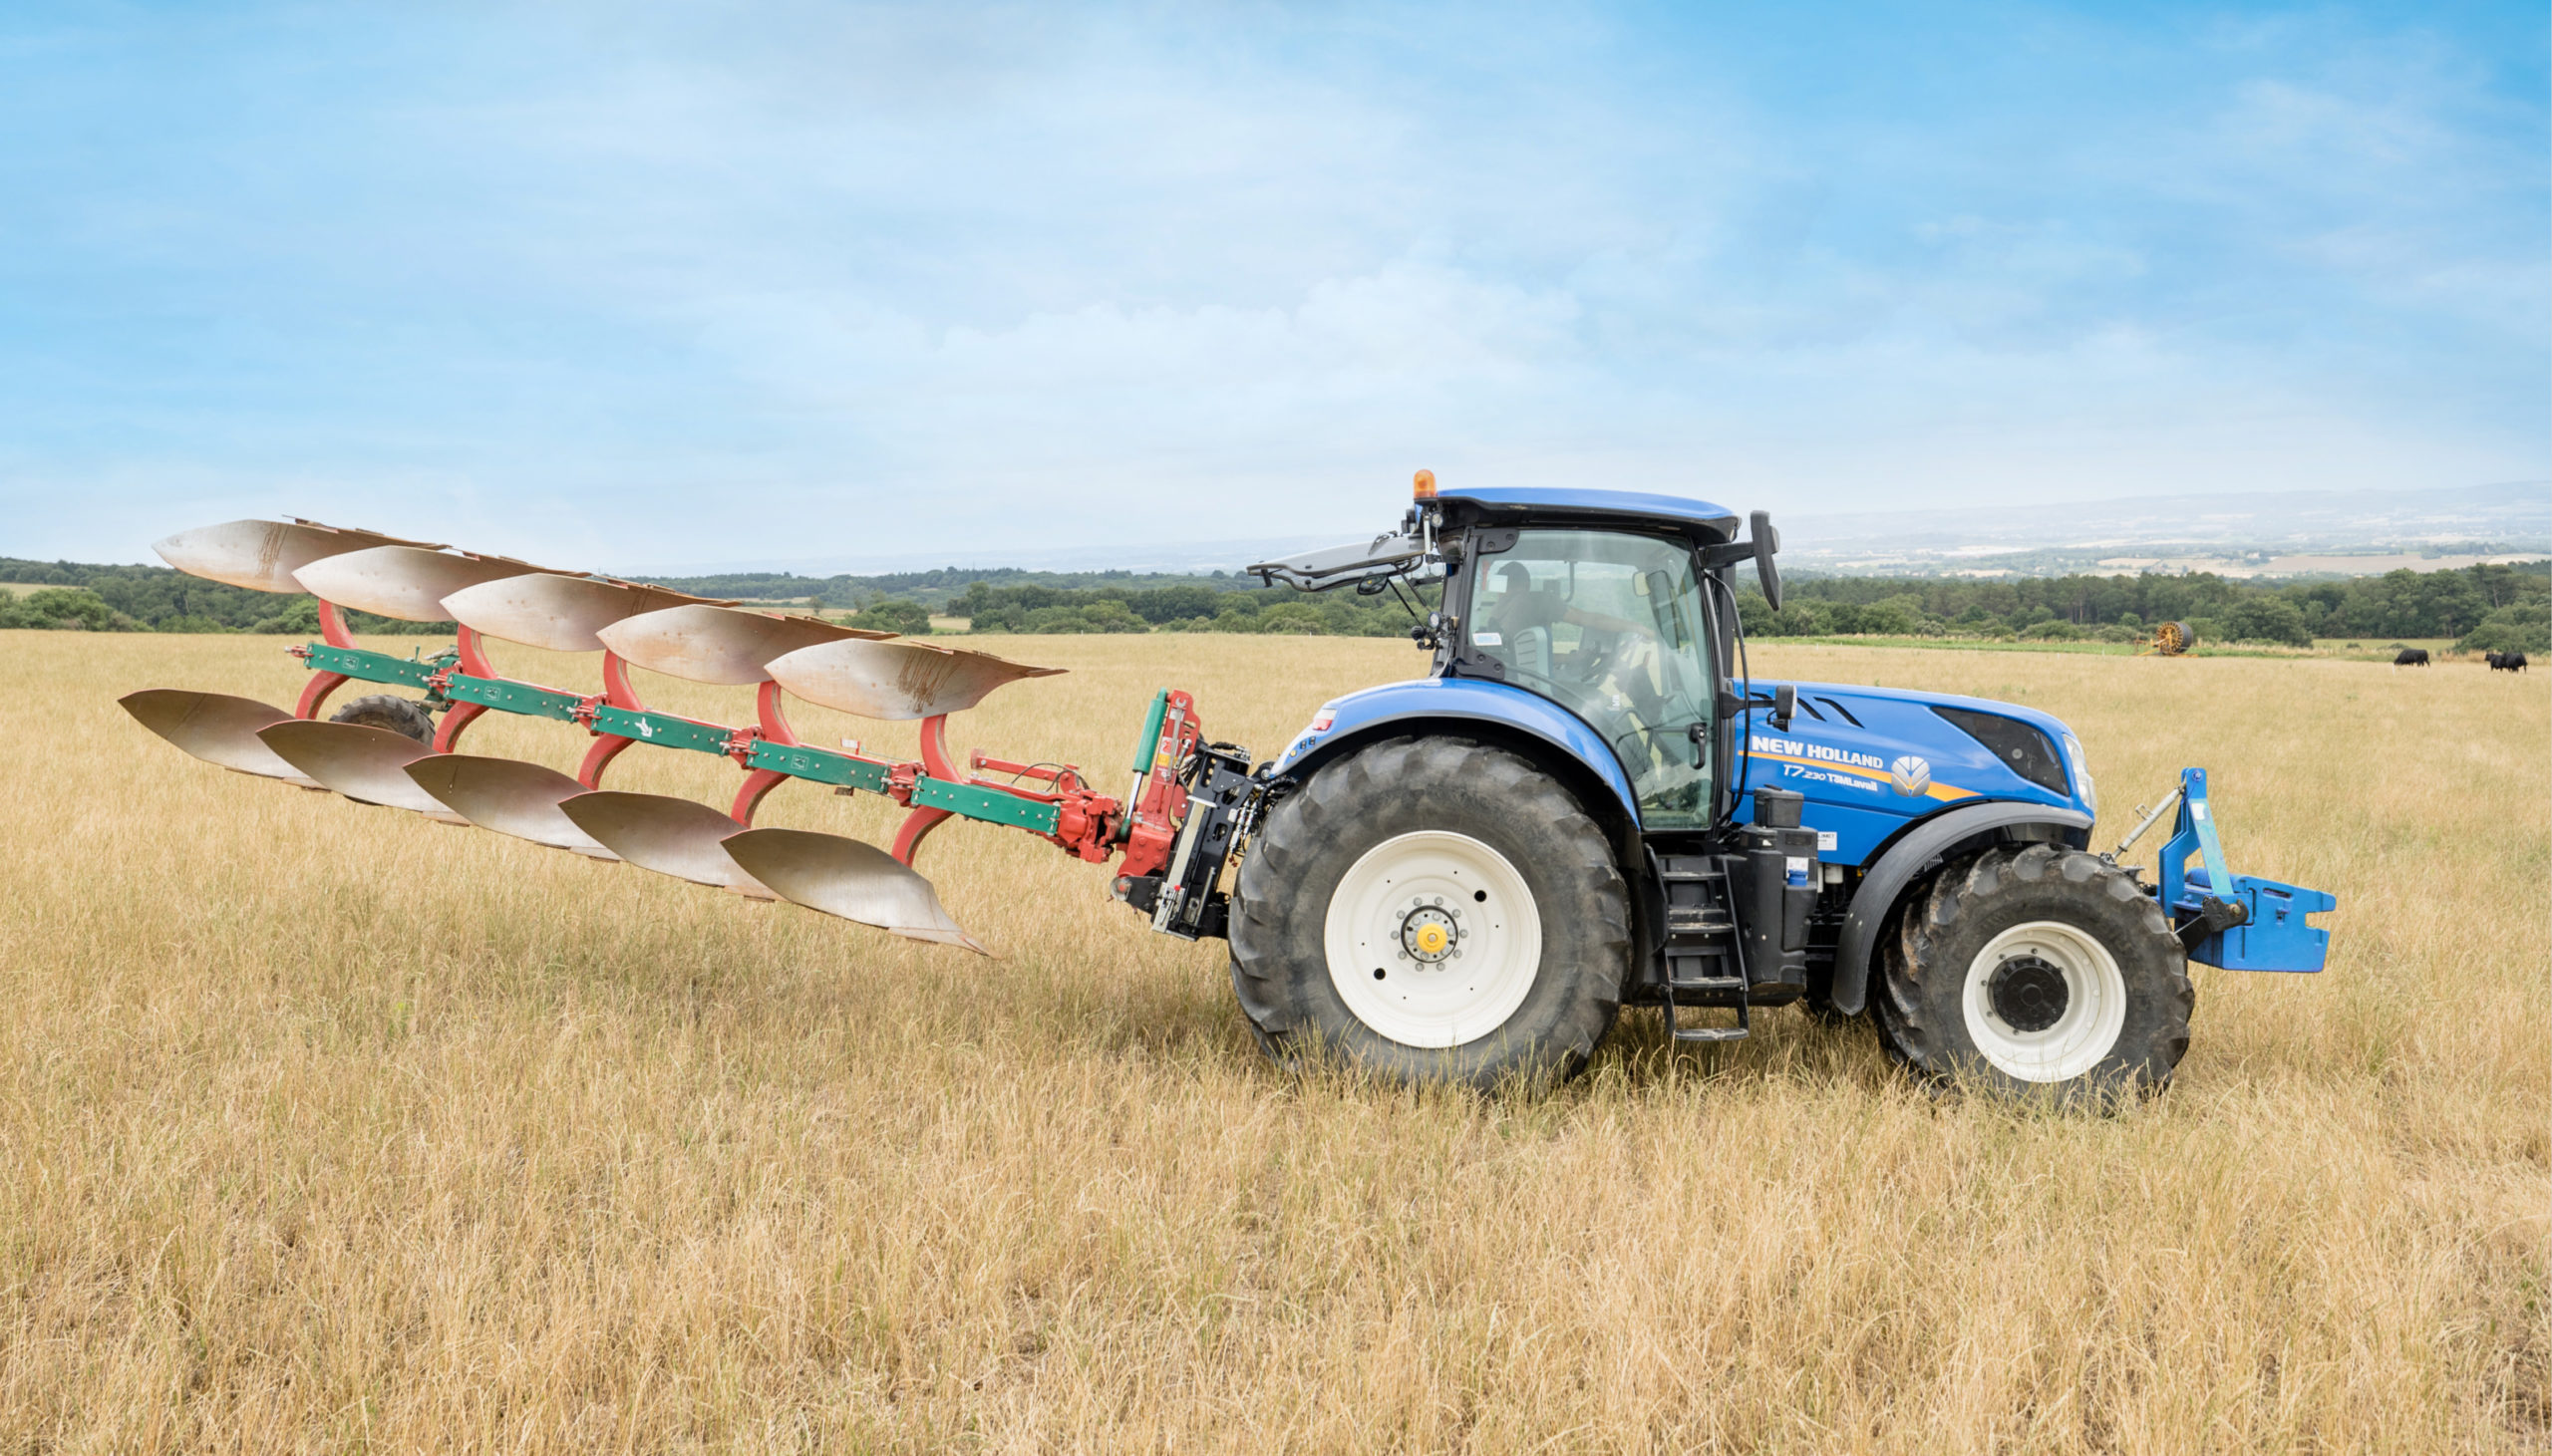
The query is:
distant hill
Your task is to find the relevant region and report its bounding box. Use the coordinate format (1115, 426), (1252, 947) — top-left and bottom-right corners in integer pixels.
(1769, 479), (2551, 577)
(616, 483), (2550, 582)
(647, 564), (1264, 611)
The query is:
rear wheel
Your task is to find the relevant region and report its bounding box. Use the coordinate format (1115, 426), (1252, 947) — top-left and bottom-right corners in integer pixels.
(330, 694), (437, 744)
(1875, 843), (2193, 1101)
(1229, 737), (1630, 1090)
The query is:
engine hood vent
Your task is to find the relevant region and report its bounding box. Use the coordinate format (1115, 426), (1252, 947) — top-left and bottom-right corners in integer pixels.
(1931, 706), (2070, 797)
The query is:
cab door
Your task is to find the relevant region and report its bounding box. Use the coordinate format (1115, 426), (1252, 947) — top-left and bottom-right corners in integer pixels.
(1462, 528), (1718, 831)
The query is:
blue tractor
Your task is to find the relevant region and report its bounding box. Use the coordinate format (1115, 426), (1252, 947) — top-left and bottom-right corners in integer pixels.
(1124, 474), (2337, 1097)
(128, 491), (2333, 1102)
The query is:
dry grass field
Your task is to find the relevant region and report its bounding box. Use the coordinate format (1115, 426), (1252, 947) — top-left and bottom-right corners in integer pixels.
(1, 629), (2544, 1452)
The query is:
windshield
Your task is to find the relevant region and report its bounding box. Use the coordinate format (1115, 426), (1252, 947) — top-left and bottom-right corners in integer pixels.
(1465, 529), (1715, 830)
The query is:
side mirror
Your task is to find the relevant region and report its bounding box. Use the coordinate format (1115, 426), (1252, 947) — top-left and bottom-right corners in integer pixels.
(1771, 683), (1795, 731)
(1750, 509), (1782, 612)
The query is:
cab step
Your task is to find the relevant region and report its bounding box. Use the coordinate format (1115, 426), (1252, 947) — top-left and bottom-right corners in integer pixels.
(1652, 851), (1752, 1044)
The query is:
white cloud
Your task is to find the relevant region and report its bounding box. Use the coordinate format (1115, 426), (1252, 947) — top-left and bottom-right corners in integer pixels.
(0, 1), (2539, 566)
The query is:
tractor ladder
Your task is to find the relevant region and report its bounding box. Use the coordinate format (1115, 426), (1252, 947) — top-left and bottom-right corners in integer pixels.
(1652, 852), (1750, 1043)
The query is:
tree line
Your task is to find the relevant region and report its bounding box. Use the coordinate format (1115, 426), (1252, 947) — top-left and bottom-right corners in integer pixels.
(935, 562), (2551, 652)
(0, 559), (450, 635)
(1734, 561), (2549, 653)
(5, 553), (2544, 653)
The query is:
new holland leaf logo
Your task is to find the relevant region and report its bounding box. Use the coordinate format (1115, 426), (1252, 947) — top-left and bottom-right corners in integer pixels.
(1889, 754), (1932, 796)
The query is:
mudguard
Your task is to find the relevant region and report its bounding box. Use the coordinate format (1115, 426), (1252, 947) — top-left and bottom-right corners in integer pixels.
(1828, 799), (2093, 1017)
(1272, 677), (1641, 825)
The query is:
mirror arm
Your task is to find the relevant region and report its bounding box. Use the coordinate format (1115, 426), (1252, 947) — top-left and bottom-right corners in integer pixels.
(1696, 512), (1783, 612)
(1715, 682), (1795, 730)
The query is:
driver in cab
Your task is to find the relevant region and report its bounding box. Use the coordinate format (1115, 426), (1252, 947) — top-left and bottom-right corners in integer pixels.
(1475, 561), (1668, 703)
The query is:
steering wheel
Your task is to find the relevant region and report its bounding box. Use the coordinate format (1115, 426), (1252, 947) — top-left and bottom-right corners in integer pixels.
(1604, 626), (1691, 722)
(1572, 625), (1625, 683)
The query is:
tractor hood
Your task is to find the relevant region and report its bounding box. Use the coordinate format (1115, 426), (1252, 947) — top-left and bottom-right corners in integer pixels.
(1271, 676), (2094, 869)
(1740, 681), (2092, 864)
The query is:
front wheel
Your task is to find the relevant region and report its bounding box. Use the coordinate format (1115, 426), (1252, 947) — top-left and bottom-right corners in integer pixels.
(1875, 843), (2194, 1101)
(1228, 737), (1630, 1090)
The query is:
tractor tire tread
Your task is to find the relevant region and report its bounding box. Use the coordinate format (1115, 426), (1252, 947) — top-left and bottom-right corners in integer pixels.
(1229, 735), (1629, 1090)
(329, 694), (437, 745)
(1875, 844), (2194, 1101)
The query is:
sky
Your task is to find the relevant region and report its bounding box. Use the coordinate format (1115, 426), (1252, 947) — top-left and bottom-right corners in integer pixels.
(1, 2), (2544, 572)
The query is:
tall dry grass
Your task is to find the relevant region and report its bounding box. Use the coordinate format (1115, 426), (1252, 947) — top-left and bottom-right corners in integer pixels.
(0, 629), (2542, 1453)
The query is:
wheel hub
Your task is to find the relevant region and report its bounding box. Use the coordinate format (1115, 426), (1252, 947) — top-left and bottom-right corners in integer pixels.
(1324, 830), (1539, 1050)
(1986, 953), (2070, 1034)
(1399, 900), (1461, 964)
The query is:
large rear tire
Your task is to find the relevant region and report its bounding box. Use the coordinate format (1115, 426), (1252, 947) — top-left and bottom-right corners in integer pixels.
(1228, 737), (1630, 1090)
(330, 694), (437, 745)
(1876, 843), (2193, 1101)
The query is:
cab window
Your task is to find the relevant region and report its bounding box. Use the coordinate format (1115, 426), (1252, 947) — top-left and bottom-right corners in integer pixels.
(1465, 529), (1715, 830)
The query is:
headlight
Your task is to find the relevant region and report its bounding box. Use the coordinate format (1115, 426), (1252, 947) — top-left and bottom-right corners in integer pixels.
(2063, 733), (2096, 814)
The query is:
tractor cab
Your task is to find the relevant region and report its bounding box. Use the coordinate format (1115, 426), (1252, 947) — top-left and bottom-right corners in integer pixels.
(1250, 479), (1775, 837)
(1437, 502), (1730, 833)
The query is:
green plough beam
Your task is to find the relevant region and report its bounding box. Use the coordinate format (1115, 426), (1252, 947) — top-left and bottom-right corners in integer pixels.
(300, 641), (1065, 839)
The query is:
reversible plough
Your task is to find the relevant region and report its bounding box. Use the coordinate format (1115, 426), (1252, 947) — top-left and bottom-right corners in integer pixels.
(123, 519), (1223, 952)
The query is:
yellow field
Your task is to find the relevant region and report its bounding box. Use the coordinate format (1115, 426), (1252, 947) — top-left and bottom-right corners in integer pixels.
(1, 630), (2543, 1452)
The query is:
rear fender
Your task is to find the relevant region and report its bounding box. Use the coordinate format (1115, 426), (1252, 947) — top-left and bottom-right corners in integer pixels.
(1270, 685), (1652, 1002)
(1273, 679), (1640, 832)
(1828, 800), (2093, 1017)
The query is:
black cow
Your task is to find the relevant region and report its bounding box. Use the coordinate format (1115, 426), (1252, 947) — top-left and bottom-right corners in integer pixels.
(2393, 648), (2431, 667)
(2487, 651), (2529, 673)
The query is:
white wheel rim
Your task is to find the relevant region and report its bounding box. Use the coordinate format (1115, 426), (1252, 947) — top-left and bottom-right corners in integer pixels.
(1959, 920), (2129, 1083)
(1323, 830), (1541, 1049)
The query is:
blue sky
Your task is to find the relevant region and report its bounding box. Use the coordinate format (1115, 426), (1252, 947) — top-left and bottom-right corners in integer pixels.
(2, 2), (2544, 570)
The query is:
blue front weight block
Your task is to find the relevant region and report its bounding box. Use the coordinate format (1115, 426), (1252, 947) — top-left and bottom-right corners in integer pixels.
(2154, 766), (2337, 974)
(2177, 869), (2337, 973)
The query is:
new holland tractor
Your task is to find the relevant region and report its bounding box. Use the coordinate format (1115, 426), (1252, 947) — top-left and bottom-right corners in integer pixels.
(124, 475), (2334, 1099)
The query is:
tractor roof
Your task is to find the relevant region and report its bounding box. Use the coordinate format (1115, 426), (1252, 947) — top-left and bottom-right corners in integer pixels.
(1435, 485), (1740, 539)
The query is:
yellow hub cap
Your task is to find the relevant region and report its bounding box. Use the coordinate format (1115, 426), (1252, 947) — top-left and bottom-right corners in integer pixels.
(1414, 922), (1450, 956)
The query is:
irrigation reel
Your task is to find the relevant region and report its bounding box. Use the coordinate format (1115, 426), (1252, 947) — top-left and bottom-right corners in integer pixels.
(2139, 620), (2197, 657)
